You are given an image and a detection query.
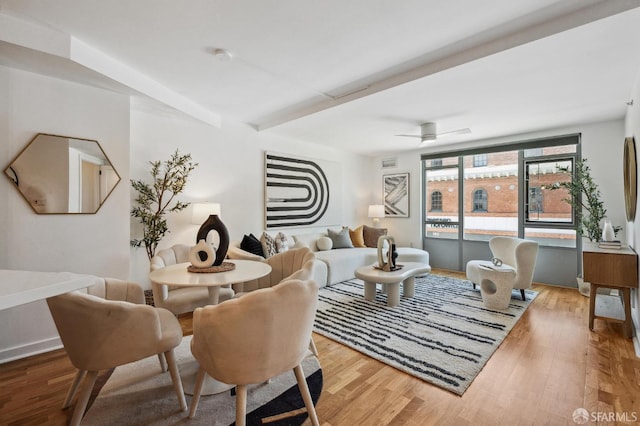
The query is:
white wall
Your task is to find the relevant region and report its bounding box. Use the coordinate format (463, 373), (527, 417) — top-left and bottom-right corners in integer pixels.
(129, 110), (373, 286)
(371, 119), (626, 254)
(0, 67), (130, 362)
(625, 65), (640, 348)
(0, 67), (372, 362)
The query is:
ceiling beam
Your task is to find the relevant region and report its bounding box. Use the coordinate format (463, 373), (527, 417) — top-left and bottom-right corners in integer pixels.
(254, 0), (640, 131)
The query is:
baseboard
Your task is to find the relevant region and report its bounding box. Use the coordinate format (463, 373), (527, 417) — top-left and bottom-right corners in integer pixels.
(0, 337), (63, 364)
(633, 306), (640, 358)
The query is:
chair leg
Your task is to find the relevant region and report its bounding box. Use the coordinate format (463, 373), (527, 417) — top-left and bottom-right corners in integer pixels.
(520, 289), (526, 300)
(62, 369), (86, 409)
(293, 364), (319, 426)
(188, 367), (207, 418)
(309, 337), (319, 357)
(69, 370), (98, 426)
(236, 385), (247, 426)
(236, 384), (248, 426)
(157, 352), (167, 372)
(164, 349), (187, 412)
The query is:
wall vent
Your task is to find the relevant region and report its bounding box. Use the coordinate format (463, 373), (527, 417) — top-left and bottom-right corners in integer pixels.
(381, 157), (397, 169)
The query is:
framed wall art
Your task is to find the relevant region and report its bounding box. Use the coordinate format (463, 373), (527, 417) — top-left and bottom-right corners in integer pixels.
(383, 173), (409, 218)
(264, 151), (342, 229)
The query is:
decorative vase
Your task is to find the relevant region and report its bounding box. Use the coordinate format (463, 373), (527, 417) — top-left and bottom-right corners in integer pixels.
(189, 239), (216, 268)
(377, 236), (397, 271)
(601, 218), (615, 242)
(196, 214), (229, 266)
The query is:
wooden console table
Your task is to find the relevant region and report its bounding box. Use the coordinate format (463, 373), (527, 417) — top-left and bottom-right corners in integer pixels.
(583, 243), (638, 338)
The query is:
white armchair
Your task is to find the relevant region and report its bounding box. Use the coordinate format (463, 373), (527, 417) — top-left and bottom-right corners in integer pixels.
(466, 236), (539, 300)
(150, 244), (234, 315)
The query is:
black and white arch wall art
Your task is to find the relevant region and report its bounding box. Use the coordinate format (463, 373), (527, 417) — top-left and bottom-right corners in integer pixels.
(384, 173), (410, 217)
(265, 152), (341, 229)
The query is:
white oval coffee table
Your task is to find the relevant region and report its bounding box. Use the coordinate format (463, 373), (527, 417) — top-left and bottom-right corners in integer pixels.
(355, 262), (431, 307)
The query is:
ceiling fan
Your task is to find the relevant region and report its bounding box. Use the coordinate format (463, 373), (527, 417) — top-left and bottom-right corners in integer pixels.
(396, 122), (471, 143)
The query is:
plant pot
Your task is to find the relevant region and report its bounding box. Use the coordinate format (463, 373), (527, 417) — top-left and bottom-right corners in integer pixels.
(576, 276), (590, 297)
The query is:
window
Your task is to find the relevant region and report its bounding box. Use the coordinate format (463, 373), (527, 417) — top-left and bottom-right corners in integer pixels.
(525, 158), (573, 224)
(524, 148), (543, 157)
(473, 154), (487, 167)
(430, 191), (443, 211)
(430, 159), (442, 167)
(422, 137), (578, 248)
(472, 189), (487, 212)
(528, 187), (543, 212)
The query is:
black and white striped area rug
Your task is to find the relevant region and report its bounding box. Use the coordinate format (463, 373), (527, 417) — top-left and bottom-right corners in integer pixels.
(314, 275), (536, 395)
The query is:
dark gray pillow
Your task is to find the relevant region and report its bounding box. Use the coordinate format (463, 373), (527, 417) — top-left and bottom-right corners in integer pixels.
(327, 227), (354, 249)
(240, 234), (264, 257)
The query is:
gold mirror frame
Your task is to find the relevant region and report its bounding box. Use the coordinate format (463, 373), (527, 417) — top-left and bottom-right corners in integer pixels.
(3, 133), (121, 214)
(623, 136), (637, 222)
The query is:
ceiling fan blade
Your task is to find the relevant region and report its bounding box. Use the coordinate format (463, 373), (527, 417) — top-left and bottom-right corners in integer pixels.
(395, 134), (422, 138)
(438, 128), (471, 137)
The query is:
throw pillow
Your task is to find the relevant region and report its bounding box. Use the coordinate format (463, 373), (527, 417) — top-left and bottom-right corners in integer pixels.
(275, 232), (292, 253)
(260, 232), (277, 258)
(327, 227), (354, 249)
(240, 233), (264, 257)
(316, 236), (333, 251)
(349, 225), (366, 247)
(363, 224), (387, 248)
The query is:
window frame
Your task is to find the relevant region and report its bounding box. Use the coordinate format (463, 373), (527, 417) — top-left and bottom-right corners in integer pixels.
(524, 154), (577, 228)
(421, 134), (580, 247)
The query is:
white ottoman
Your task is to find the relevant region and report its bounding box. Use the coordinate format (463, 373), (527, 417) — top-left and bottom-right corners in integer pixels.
(467, 261), (516, 310)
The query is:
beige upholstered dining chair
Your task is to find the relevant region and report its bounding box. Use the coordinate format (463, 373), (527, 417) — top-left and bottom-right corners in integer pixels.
(188, 278), (320, 426)
(235, 247), (315, 292)
(466, 236), (539, 300)
(46, 278), (187, 426)
(234, 247), (319, 356)
(150, 243), (234, 314)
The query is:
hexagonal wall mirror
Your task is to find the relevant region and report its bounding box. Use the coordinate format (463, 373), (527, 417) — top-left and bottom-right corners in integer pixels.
(4, 133), (121, 214)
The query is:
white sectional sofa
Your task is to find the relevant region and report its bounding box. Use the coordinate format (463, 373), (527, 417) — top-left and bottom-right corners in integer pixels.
(228, 231), (430, 287)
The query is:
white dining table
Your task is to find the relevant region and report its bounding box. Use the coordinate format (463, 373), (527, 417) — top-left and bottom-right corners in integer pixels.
(148, 259), (271, 305)
(148, 259), (272, 395)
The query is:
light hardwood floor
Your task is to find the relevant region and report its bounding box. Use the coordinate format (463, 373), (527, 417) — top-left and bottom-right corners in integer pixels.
(1, 269), (639, 425)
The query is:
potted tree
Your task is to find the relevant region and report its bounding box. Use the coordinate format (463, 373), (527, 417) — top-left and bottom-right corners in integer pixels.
(548, 159), (620, 296)
(130, 150), (198, 261)
(550, 159), (606, 242)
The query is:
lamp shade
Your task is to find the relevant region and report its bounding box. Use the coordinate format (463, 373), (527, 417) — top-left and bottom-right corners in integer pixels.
(368, 204), (385, 218)
(192, 202), (221, 224)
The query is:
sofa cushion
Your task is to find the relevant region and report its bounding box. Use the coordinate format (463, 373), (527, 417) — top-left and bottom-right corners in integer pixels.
(292, 233), (326, 252)
(327, 227), (354, 249)
(363, 225), (387, 248)
(240, 234), (264, 257)
(315, 248), (370, 285)
(349, 226), (366, 248)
